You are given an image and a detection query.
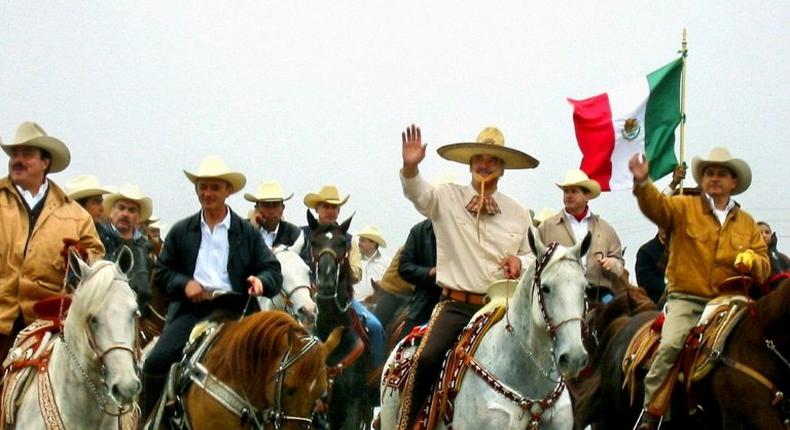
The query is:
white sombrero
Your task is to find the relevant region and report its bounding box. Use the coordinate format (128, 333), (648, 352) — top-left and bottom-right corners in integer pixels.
(65, 175), (116, 201)
(691, 147), (751, 195)
(1, 122), (71, 173)
(437, 127), (539, 169)
(103, 183), (154, 223)
(556, 169), (601, 199)
(354, 225), (387, 248)
(244, 180), (294, 202)
(184, 156), (247, 194)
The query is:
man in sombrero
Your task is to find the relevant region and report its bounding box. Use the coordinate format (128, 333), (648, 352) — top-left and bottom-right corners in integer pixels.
(64, 174), (119, 257)
(397, 124), (538, 429)
(0, 122), (104, 359)
(245, 180), (302, 248)
(141, 156), (282, 419)
(629, 147), (769, 429)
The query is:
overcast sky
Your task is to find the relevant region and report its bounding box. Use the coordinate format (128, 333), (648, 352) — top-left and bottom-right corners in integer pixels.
(2, 1), (788, 278)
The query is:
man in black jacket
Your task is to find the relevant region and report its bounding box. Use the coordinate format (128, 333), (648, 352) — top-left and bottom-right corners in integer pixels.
(635, 227), (669, 303)
(398, 219), (440, 337)
(245, 180), (302, 248)
(141, 156), (282, 420)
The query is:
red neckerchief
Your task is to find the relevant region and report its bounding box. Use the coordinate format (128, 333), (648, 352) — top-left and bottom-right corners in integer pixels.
(571, 206), (589, 222)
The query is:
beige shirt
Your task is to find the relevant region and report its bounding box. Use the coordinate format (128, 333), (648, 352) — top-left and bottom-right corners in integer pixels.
(400, 171), (533, 294)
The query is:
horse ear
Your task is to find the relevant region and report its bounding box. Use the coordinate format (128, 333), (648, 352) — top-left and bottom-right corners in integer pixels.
(69, 248), (90, 281)
(528, 226), (546, 259)
(114, 245), (135, 275)
(339, 213), (354, 234)
(576, 231), (592, 260)
(307, 209), (318, 230)
(291, 231), (305, 254)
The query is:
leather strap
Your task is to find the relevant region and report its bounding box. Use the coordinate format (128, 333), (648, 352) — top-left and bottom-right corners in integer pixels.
(442, 288), (487, 306)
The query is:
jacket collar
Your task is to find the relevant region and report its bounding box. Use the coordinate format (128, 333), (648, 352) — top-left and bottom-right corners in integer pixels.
(699, 192), (740, 217)
(1, 176), (70, 205)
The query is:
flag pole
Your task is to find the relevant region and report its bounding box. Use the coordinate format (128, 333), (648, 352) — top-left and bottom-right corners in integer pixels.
(678, 29), (688, 194)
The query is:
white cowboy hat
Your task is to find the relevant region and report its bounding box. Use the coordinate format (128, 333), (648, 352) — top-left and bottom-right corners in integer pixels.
(437, 127), (539, 169)
(1, 122), (71, 173)
(355, 225), (387, 248)
(103, 183), (154, 223)
(691, 147), (751, 195)
(146, 215), (160, 225)
(147, 219), (162, 230)
(64, 175), (116, 201)
(184, 155), (246, 194)
(556, 169), (602, 199)
(244, 180), (294, 203)
(303, 184), (349, 209)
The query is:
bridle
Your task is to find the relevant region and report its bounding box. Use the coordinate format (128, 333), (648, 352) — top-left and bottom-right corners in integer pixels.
(311, 245), (350, 313)
(532, 242), (587, 340)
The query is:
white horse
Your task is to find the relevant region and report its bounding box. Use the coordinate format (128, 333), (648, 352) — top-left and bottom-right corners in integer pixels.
(258, 232), (316, 328)
(12, 247), (141, 429)
(380, 228), (591, 430)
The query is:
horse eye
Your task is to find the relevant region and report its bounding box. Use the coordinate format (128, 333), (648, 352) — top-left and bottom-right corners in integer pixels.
(541, 286), (551, 294)
(88, 315), (98, 326)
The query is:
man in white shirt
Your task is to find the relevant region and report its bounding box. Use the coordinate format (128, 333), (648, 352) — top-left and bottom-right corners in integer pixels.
(538, 169), (624, 303)
(245, 180), (302, 249)
(353, 225), (390, 303)
(397, 124), (538, 429)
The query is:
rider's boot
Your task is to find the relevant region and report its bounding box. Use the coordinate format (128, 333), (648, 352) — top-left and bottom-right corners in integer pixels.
(140, 371), (168, 424)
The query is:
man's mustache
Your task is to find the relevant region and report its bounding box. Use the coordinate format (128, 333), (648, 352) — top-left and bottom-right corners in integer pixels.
(11, 163), (25, 170)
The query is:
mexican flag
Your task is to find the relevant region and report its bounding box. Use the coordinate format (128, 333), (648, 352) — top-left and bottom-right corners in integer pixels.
(568, 58), (683, 191)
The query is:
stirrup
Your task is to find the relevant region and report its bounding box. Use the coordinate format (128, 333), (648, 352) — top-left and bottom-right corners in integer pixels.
(633, 408), (664, 430)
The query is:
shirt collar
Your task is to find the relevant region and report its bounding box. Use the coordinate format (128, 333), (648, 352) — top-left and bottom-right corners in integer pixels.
(704, 193), (735, 213)
(15, 180), (48, 201)
(200, 207), (232, 230)
(563, 207), (592, 223)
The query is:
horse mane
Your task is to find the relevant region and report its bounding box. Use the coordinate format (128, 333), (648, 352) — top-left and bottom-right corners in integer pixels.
(68, 261), (131, 328)
(203, 310), (325, 407)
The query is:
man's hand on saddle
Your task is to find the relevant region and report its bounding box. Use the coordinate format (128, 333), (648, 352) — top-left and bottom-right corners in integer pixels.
(499, 256), (522, 279)
(185, 279), (210, 302)
(734, 249), (757, 273)
(628, 153), (649, 183)
(402, 124), (426, 177)
(247, 276), (264, 296)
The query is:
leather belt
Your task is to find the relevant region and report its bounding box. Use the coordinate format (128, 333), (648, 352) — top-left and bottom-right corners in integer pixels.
(442, 288), (487, 306)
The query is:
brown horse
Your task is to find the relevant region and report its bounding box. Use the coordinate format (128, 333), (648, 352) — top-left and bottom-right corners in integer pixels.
(573, 278), (790, 429)
(178, 311), (340, 430)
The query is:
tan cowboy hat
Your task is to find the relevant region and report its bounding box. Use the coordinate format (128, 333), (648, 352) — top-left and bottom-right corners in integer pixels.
(103, 183), (153, 223)
(691, 147), (751, 195)
(534, 207), (558, 225)
(355, 225), (387, 248)
(184, 155), (246, 194)
(556, 169), (601, 199)
(1, 122), (71, 173)
(244, 180), (294, 203)
(147, 219), (162, 230)
(146, 215), (160, 225)
(64, 175), (116, 201)
(437, 127), (539, 169)
(303, 184), (349, 209)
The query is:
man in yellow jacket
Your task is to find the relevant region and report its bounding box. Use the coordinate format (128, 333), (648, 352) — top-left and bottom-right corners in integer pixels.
(629, 147), (769, 430)
(0, 122), (104, 359)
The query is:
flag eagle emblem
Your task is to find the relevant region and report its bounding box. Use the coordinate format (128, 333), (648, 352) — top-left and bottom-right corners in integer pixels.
(622, 118), (641, 141)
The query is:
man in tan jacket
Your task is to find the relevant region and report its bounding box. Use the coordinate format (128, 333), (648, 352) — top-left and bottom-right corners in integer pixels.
(538, 169), (624, 303)
(0, 122), (104, 358)
(629, 147), (769, 430)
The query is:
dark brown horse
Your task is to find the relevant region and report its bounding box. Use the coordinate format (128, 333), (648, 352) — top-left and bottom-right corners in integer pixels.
(574, 278), (790, 429)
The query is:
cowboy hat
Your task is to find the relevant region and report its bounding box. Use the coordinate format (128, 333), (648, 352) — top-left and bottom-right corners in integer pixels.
(533, 207), (558, 225)
(244, 180), (294, 203)
(146, 215), (160, 225)
(1, 122), (71, 173)
(437, 127), (539, 169)
(184, 155), (246, 194)
(355, 225), (387, 248)
(691, 147), (751, 195)
(64, 175), (116, 201)
(103, 183), (154, 223)
(147, 219), (162, 230)
(303, 184), (349, 209)
(556, 169), (601, 199)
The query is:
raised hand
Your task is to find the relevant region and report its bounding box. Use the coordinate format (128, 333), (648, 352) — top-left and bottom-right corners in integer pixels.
(402, 124), (426, 176)
(628, 153), (649, 182)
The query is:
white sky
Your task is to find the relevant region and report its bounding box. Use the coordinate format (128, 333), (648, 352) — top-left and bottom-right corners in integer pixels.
(2, 1), (788, 278)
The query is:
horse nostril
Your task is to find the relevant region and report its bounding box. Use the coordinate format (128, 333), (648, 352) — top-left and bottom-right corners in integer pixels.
(558, 353), (570, 369)
(111, 384), (122, 400)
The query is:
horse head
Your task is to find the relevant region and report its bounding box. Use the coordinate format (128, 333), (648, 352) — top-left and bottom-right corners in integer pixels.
(307, 210), (353, 318)
(271, 232), (316, 329)
(525, 226), (591, 379)
(65, 246), (141, 409)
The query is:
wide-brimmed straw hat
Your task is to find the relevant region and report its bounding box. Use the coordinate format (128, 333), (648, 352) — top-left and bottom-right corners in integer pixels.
(64, 175), (116, 201)
(103, 184), (153, 223)
(244, 180), (294, 203)
(355, 225), (387, 248)
(534, 208), (558, 225)
(304, 184), (349, 209)
(437, 127), (539, 169)
(691, 147), (751, 195)
(556, 169), (601, 199)
(184, 155), (246, 194)
(1, 122), (71, 173)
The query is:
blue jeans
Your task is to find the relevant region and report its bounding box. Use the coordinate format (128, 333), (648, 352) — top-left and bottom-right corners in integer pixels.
(351, 300), (385, 368)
